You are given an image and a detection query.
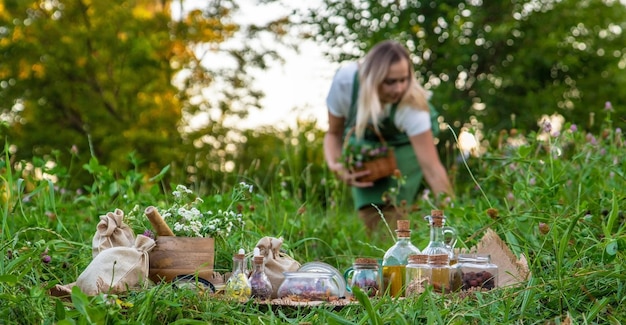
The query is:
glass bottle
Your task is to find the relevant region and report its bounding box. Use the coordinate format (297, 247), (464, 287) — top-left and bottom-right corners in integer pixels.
(225, 248), (252, 301)
(422, 210), (457, 264)
(428, 254), (451, 294)
(454, 253), (498, 291)
(346, 257), (381, 297)
(249, 255), (273, 300)
(382, 220), (421, 297)
(405, 254), (431, 297)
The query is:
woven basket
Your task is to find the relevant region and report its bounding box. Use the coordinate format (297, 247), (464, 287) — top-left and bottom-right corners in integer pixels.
(344, 126), (397, 183)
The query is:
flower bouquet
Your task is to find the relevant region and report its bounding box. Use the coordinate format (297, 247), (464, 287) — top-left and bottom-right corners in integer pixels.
(341, 127), (397, 183)
(146, 183), (251, 284)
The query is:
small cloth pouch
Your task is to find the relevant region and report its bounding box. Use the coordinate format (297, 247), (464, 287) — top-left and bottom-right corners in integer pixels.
(77, 235), (155, 296)
(92, 209), (135, 258)
(255, 237), (301, 298)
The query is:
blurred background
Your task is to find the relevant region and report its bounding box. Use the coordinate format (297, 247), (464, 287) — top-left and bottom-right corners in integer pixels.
(2, 0), (625, 195)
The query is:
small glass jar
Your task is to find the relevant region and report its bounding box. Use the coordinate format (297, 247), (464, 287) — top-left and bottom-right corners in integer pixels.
(455, 254), (498, 291)
(249, 256), (273, 300)
(428, 254), (451, 293)
(224, 251), (252, 300)
(346, 258), (381, 297)
(277, 271), (340, 301)
(405, 254), (431, 296)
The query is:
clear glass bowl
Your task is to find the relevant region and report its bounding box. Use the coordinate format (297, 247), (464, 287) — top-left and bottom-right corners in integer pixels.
(298, 261), (346, 297)
(277, 271), (340, 301)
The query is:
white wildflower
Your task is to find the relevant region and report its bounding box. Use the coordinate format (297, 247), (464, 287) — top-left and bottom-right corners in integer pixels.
(173, 223), (184, 232)
(241, 182), (253, 193)
(162, 183), (254, 237)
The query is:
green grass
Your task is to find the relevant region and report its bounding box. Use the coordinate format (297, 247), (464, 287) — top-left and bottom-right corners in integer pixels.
(1, 119), (625, 324)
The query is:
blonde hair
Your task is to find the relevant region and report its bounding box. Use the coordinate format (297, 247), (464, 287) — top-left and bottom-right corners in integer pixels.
(355, 40), (430, 139)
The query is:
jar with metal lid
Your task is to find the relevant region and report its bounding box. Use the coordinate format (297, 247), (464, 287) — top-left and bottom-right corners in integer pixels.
(405, 254), (431, 296)
(454, 254), (498, 291)
(428, 254), (451, 293)
(344, 258), (381, 297)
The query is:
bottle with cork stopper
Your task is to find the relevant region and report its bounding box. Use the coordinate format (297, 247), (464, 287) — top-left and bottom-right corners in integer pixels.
(422, 210), (458, 264)
(428, 253), (451, 293)
(405, 254), (431, 296)
(225, 248), (252, 301)
(347, 257), (381, 297)
(381, 220), (420, 297)
(248, 247), (272, 300)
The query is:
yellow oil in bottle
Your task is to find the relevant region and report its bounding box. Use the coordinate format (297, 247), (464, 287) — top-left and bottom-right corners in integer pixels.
(431, 267), (450, 293)
(429, 254), (451, 294)
(382, 265), (406, 297)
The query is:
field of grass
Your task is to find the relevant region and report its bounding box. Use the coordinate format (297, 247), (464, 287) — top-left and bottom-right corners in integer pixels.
(1, 115), (625, 324)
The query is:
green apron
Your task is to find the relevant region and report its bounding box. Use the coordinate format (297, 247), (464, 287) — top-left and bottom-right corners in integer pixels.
(344, 72), (425, 210)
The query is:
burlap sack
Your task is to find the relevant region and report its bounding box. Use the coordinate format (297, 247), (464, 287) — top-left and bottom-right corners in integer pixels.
(474, 228), (530, 287)
(255, 237), (301, 298)
(92, 209), (135, 258)
(77, 235), (155, 296)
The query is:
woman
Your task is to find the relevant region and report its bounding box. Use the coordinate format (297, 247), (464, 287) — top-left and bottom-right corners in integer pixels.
(323, 40), (452, 232)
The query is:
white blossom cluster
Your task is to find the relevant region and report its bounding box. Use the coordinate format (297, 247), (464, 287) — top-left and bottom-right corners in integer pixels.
(202, 209), (243, 238)
(238, 181), (254, 193)
(161, 184), (249, 238)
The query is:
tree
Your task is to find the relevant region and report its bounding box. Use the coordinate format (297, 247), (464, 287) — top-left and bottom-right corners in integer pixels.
(1, 0), (183, 184)
(0, 0), (290, 189)
(297, 0), (626, 137)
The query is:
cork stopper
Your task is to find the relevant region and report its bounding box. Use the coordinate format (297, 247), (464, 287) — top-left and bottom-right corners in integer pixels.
(395, 219), (411, 237)
(397, 220), (410, 231)
(234, 253), (245, 260)
(253, 256), (264, 264)
(354, 257), (378, 265)
(428, 254), (449, 266)
(408, 254), (428, 264)
(430, 210), (444, 227)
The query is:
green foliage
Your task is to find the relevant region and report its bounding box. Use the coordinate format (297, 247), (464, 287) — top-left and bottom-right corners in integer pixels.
(0, 0), (292, 189)
(297, 0), (626, 149)
(0, 0), (184, 183)
(2, 112), (626, 323)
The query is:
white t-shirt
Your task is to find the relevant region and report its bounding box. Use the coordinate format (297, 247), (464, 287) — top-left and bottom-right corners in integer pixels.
(326, 62), (432, 137)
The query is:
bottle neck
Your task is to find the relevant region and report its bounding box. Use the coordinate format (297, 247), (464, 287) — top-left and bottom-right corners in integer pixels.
(429, 225), (445, 244)
(253, 262), (264, 273)
(396, 235), (412, 244)
(233, 256), (246, 273)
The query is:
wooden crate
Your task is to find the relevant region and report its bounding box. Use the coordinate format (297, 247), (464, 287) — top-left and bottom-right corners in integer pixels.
(148, 236), (215, 283)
